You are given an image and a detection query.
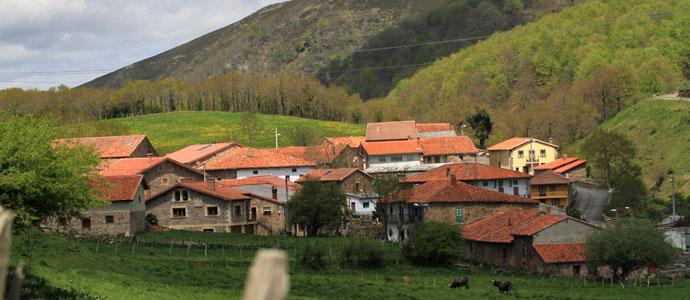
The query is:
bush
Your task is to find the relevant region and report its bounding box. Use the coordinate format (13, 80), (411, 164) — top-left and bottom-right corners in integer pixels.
(341, 239), (385, 268)
(402, 221), (463, 265)
(145, 213), (159, 226)
(301, 242), (327, 270)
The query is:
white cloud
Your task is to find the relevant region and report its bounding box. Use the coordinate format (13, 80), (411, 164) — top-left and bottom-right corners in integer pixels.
(0, 0), (286, 90)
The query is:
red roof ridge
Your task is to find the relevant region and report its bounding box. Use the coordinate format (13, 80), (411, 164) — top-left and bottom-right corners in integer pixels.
(403, 163), (531, 183)
(533, 243), (587, 263)
(91, 175), (144, 201)
(54, 135), (152, 158)
(487, 137), (559, 151)
(387, 180), (537, 205)
(534, 157), (580, 170)
(148, 181), (252, 201)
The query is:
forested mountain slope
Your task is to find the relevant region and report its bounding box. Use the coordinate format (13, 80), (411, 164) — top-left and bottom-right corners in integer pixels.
(383, 0), (690, 148)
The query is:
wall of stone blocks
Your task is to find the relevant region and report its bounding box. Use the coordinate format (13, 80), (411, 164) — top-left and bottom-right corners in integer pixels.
(424, 202), (539, 225)
(145, 161), (204, 195)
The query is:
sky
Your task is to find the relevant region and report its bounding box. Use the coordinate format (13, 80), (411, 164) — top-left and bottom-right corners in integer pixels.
(0, 0), (286, 90)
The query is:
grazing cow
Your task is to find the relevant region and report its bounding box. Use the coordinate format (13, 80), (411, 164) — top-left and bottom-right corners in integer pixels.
(403, 276), (411, 285)
(448, 277), (470, 289)
(384, 277), (395, 282)
(492, 280), (512, 294)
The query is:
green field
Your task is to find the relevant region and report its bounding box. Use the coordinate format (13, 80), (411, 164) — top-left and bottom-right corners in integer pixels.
(9, 230), (687, 300)
(65, 111), (366, 154)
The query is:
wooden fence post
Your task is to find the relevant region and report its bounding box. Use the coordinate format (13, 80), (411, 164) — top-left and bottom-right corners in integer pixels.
(115, 241), (119, 254)
(187, 240), (192, 256)
(241, 249), (289, 300)
(1, 207), (15, 300)
(95, 239), (100, 253)
(205, 244), (208, 257)
(240, 245), (244, 267)
(132, 239), (136, 254)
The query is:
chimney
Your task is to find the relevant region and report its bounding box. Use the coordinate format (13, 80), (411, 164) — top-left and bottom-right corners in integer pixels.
(450, 175), (457, 185)
(247, 148), (254, 157)
(272, 186), (278, 199)
(605, 218), (611, 229)
(563, 153), (568, 159)
(146, 153), (152, 163)
(464, 163), (469, 178)
(549, 137), (553, 144)
(446, 167), (451, 178)
(206, 178), (215, 191)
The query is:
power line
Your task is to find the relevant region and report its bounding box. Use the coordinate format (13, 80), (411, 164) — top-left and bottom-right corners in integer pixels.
(0, 80), (83, 84)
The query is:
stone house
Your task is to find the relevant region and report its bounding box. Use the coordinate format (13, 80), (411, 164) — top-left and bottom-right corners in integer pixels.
(54, 175), (147, 236)
(270, 145), (364, 169)
(419, 136), (479, 164)
(146, 181), (284, 235)
(165, 142), (243, 169)
(415, 123), (456, 138)
(487, 137), (559, 175)
(463, 209), (600, 276)
(297, 168), (376, 215)
(205, 147), (314, 181)
(360, 140), (423, 167)
(100, 157), (204, 195)
(54, 135), (158, 159)
(534, 156), (588, 181)
(530, 170), (570, 208)
(320, 136), (365, 148)
(379, 176), (539, 242)
(366, 121), (419, 142)
(403, 163), (533, 198)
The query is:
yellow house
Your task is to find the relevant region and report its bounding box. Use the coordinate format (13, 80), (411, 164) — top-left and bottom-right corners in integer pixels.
(487, 137), (559, 175)
(529, 170), (570, 207)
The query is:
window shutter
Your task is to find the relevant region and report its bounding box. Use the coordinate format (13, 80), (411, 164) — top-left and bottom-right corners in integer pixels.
(455, 207), (463, 222)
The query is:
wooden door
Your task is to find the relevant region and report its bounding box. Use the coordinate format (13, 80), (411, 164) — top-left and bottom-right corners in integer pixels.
(244, 225), (255, 235)
(231, 225), (242, 233)
(351, 202), (356, 214)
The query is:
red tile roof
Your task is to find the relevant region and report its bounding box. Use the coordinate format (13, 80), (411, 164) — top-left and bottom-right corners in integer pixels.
(205, 147), (315, 170)
(366, 121), (419, 141)
(420, 136), (479, 155)
(554, 160), (587, 173)
(383, 180), (538, 205)
(165, 142), (242, 164)
(487, 137), (559, 151)
(533, 243), (587, 263)
(322, 136), (366, 148)
(149, 181), (252, 201)
(91, 175), (144, 201)
(54, 135), (154, 158)
(220, 175), (299, 191)
(530, 170), (570, 185)
(268, 145), (345, 166)
(297, 168), (372, 182)
(462, 210), (567, 243)
(534, 157), (580, 170)
(99, 157), (202, 176)
(361, 140), (422, 155)
(416, 123), (454, 133)
(403, 163), (531, 183)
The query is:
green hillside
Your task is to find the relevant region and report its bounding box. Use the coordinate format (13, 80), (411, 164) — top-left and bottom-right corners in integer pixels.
(384, 0), (690, 148)
(64, 111), (365, 155)
(585, 98), (690, 198)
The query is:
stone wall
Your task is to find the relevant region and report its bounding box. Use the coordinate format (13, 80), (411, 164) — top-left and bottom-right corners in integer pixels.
(565, 165), (587, 181)
(533, 219), (598, 244)
(130, 138), (158, 158)
(191, 145), (242, 169)
(207, 169), (238, 181)
(145, 161), (204, 195)
(425, 202), (539, 224)
(49, 210), (140, 237)
(250, 197), (284, 235)
(340, 171), (374, 195)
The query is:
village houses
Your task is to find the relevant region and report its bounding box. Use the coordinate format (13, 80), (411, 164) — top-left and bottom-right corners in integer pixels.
(165, 142), (243, 169)
(204, 147), (314, 181)
(100, 156), (205, 196)
(530, 170), (571, 209)
(298, 168), (376, 215)
(487, 137), (559, 175)
(54, 135), (158, 159)
(534, 156), (588, 181)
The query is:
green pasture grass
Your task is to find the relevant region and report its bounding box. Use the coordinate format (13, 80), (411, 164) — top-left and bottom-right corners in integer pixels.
(9, 230), (689, 300)
(65, 111), (365, 154)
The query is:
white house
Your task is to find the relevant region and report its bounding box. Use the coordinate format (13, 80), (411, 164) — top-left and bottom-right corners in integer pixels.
(205, 147), (315, 181)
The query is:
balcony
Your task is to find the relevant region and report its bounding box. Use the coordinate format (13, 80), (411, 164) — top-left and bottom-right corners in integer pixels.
(530, 191), (568, 199)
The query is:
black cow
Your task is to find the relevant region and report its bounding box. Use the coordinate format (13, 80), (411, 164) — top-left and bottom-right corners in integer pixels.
(449, 277), (470, 289)
(492, 280), (512, 294)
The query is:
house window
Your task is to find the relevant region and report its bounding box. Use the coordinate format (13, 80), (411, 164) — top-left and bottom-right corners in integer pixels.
(174, 190), (181, 201)
(518, 151), (524, 158)
(552, 199), (560, 206)
(540, 149), (546, 157)
(516, 168), (520, 172)
(355, 182), (360, 191)
(203, 228), (214, 232)
(538, 186), (547, 196)
(498, 187), (504, 193)
(157, 165), (164, 171)
(483, 181), (488, 187)
(138, 195), (141, 203)
(391, 155), (403, 162)
(207, 206), (219, 216)
(172, 208), (186, 218)
(363, 202), (369, 209)
(253, 170), (259, 175)
(498, 181), (504, 187)
(105, 215), (114, 223)
(263, 207), (272, 215)
(167, 164), (173, 171)
(82, 218), (91, 229)
(573, 265), (581, 275)
(513, 187), (519, 195)
(217, 178), (222, 182)
(182, 190), (189, 201)
(389, 206), (393, 214)
(58, 217), (67, 226)
(513, 180), (518, 185)
(234, 205), (242, 216)
(162, 178), (169, 186)
(550, 185), (556, 191)
(434, 156), (441, 163)
(378, 157), (386, 162)
(502, 246), (507, 261)
(455, 207), (463, 222)
(292, 168), (297, 172)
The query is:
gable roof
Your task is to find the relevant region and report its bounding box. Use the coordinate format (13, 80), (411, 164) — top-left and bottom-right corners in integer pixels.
(415, 123), (454, 133)
(366, 121), (419, 141)
(165, 142), (242, 164)
(91, 175), (144, 201)
(531, 170), (570, 185)
(268, 145), (346, 166)
(321, 136), (366, 148)
(361, 140), (422, 155)
(487, 137), (559, 151)
(554, 160), (587, 173)
(403, 163), (531, 183)
(463, 210), (568, 243)
(383, 180), (538, 205)
(297, 168), (372, 182)
(533, 243), (587, 263)
(99, 157), (203, 176)
(149, 181), (252, 202)
(205, 147), (315, 170)
(54, 135), (155, 158)
(420, 136), (479, 155)
(220, 175), (299, 191)
(534, 157), (580, 171)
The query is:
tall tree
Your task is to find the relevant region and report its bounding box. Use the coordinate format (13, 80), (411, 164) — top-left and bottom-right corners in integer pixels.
(286, 179), (345, 236)
(0, 112), (105, 228)
(240, 112), (265, 147)
(580, 128), (635, 186)
(465, 107), (493, 148)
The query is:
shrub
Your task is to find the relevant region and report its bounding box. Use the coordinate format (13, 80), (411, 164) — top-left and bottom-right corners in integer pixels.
(341, 239), (385, 268)
(145, 213), (159, 226)
(402, 221), (463, 265)
(301, 242), (327, 270)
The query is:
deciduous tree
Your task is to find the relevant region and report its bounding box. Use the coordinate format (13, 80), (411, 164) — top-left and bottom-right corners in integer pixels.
(286, 179), (345, 236)
(465, 107), (493, 148)
(240, 112), (265, 147)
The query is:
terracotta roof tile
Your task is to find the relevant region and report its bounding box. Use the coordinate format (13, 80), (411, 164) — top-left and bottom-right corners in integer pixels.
(54, 135), (153, 158)
(99, 157), (202, 176)
(416, 123), (454, 133)
(268, 145), (344, 165)
(361, 140), (422, 155)
(205, 147), (315, 170)
(462, 210), (565, 243)
(554, 160), (587, 173)
(534, 157), (580, 170)
(420, 136), (479, 155)
(531, 170), (570, 185)
(220, 175), (299, 191)
(382, 181), (538, 205)
(533, 243), (587, 263)
(297, 168), (372, 182)
(165, 142), (242, 164)
(149, 181), (252, 201)
(403, 163), (531, 183)
(91, 175), (144, 201)
(487, 137), (559, 151)
(366, 121), (419, 141)
(322, 136), (365, 148)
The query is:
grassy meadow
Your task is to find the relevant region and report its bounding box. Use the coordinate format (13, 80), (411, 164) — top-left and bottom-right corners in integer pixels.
(9, 230), (688, 300)
(64, 111), (366, 154)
